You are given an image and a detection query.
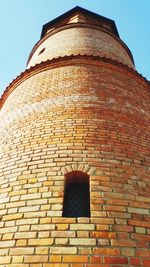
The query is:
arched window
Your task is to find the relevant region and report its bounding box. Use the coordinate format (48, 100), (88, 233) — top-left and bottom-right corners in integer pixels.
(63, 171), (90, 218)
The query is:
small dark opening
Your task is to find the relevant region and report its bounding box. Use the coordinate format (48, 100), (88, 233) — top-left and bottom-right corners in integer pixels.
(38, 47), (45, 55)
(63, 171), (90, 218)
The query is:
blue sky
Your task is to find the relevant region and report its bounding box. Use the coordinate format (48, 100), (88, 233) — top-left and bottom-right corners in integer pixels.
(0, 0), (150, 96)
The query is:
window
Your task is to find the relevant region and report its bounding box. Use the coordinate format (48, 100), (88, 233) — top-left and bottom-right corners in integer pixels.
(63, 171), (90, 218)
(38, 47), (45, 55)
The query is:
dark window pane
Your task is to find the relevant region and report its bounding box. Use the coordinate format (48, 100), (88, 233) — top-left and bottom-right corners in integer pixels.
(63, 181), (90, 218)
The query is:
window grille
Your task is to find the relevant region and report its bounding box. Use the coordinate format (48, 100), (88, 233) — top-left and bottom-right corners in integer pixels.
(63, 171), (90, 218)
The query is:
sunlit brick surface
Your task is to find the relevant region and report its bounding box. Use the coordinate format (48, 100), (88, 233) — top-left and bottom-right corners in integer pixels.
(0, 7), (150, 267)
(27, 27), (134, 69)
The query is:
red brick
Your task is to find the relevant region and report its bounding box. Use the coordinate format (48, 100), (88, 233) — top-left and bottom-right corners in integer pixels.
(113, 225), (133, 232)
(111, 239), (136, 247)
(90, 256), (102, 263)
(93, 248), (120, 255)
(130, 258), (141, 266)
(136, 249), (150, 257)
(128, 220), (150, 228)
(104, 257), (128, 264)
(143, 260), (150, 267)
(132, 233), (150, 241)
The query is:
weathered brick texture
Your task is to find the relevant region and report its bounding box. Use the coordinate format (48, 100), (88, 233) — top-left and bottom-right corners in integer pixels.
(0, 6), (150, 267)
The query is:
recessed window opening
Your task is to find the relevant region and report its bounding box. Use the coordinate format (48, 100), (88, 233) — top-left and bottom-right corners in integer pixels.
(38, 47), (45, 55)
(63, 171), (90, 218)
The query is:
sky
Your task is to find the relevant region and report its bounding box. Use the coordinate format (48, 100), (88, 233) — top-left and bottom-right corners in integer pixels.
(0, 0), (150, 96)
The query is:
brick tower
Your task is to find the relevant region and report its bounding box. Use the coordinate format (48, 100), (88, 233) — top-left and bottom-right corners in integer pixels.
(0, 6), (150, 267)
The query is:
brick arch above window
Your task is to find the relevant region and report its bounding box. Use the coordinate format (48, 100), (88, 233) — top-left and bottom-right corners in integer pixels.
(61, 163), (95, 176)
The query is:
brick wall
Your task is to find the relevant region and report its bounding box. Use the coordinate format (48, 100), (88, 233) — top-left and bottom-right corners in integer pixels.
(0, 56), (150, 266)
(27, 26), (134, 69)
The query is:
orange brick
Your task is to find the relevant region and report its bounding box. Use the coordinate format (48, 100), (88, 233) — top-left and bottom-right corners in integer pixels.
(36, 247), (49, 254)
(3, 214), (23, 221)
(111, 239), (136, 247)
(50, 255), (61, 262)
(71, 264), (84, 267)
(90, 256), (102, 263)
(128, 220), (150, 228)
(142, 259), (150, 267)
(44, 264), (69, 267)
(93, 248), (120, 255)
(63, 255), (88, 263)
(136, 249), (150, 257)
(90, 231), (116, 239)
(56, 224), (69, 230)
(16, 240), (27, 247)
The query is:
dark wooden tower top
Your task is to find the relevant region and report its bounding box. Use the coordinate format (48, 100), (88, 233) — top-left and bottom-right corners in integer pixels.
(41, 6), (119, 39)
